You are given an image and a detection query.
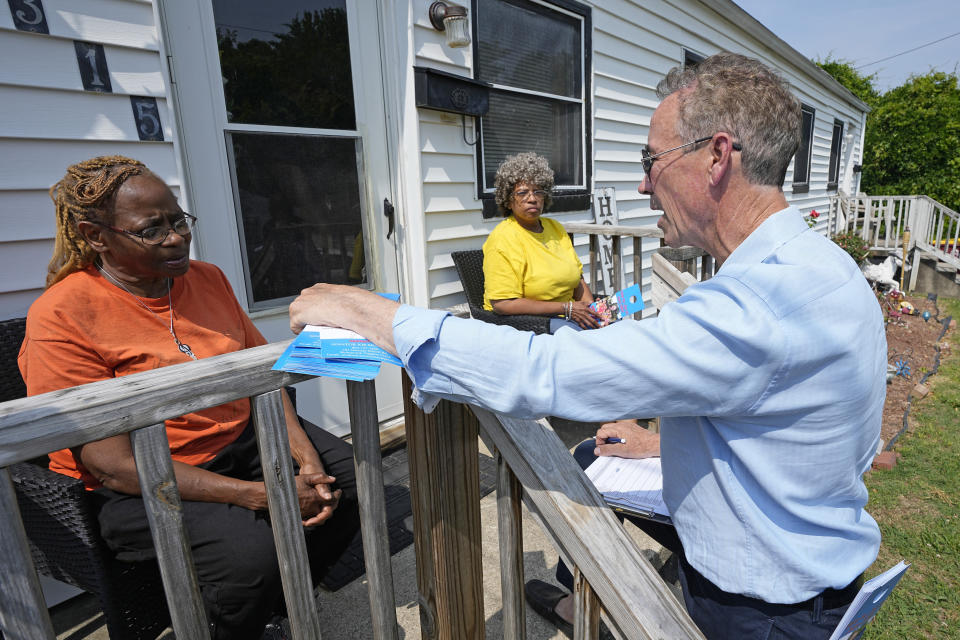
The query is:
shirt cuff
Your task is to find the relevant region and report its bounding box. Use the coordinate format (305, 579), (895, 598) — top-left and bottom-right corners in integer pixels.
(392, 304), (451, 413)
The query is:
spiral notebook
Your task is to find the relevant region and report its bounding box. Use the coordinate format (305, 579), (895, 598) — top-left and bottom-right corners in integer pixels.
(584, 455), (672, 524)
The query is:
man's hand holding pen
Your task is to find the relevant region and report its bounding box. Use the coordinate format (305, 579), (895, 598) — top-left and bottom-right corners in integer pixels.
(594, 419), (661, 459)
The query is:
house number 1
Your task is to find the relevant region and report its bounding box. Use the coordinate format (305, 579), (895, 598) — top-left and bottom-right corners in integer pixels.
(74, 41), (112, 93)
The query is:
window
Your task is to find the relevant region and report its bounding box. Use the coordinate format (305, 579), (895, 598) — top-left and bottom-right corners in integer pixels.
(473, 0), (591, 218)
(792, 104), (815, 194)
(683, 48), (705, 68)
(212, 0), (370, 308)
(827, 118), (844, 191)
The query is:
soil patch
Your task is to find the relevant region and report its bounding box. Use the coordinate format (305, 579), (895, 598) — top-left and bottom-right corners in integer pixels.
(880, 293), (954, 448)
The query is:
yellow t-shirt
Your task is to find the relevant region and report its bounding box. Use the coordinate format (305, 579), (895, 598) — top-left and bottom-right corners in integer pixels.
(482, 216), (583, 311)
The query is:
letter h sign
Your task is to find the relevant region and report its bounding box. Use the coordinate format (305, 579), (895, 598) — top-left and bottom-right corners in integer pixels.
(591, 187), (619, 296)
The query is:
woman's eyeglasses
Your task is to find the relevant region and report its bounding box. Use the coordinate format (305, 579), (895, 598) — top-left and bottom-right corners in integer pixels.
(91, 213), (197, 245)
(513, 189), (548, 200)
(642, 136), (742, 175)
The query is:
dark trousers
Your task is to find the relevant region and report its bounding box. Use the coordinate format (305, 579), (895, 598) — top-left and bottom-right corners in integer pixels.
(556, 440), (855, 640)
(94, 419), (360, 640)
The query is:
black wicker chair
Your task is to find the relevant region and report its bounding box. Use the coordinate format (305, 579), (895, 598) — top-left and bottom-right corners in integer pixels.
(450, 249), (552, 334)
(1, 317), (170, 640)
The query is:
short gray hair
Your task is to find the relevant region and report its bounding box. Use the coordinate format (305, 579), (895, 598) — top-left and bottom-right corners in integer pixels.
(657, 52), (801, 187)
(493, 152), (554, 216)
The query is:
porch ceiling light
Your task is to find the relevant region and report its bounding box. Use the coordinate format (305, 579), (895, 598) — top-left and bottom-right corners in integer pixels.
(429, 1), (470, 48)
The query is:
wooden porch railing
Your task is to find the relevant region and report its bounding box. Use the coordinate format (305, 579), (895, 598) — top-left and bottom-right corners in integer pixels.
(827, 193), (919, 252)
(561, 222), (714, 306)
(0, 337), (703, 639)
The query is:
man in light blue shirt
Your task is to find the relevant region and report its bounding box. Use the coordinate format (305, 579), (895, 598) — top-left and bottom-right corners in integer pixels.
(290, 52), (886, 639)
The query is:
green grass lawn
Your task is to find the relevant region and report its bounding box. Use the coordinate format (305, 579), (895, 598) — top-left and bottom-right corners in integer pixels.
(863, 297), (960, 639)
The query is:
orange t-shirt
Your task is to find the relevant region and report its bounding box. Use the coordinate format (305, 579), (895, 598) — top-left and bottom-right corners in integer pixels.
(18, 261), (267, 489)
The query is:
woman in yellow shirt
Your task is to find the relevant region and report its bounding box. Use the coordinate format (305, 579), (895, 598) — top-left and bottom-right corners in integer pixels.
(483, 152), (602, 331)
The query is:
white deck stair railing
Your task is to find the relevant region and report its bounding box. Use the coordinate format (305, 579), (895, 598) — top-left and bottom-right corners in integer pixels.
(828, 192), (960, 289)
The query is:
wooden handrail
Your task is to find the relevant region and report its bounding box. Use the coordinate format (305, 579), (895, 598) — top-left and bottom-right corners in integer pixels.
(0, 342), (394, 640)
(470, 407), (704, 640)
(3, 333), (703, 640)
(560, 222), (664, 238)
(0, 340), (307, 468)
(560, 222), (712, 309)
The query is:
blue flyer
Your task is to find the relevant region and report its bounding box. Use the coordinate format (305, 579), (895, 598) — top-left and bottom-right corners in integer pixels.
(321, 339), (402, 366)
(590, 283), (645, 325)
(271, 292), (402, 380)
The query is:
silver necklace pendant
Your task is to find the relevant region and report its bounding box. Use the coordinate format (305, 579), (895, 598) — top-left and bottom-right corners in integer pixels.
(98, 263), (199, 361)
(177, 340), (198, 360)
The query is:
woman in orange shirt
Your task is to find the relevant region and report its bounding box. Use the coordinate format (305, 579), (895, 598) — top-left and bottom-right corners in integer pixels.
(18, 156), (359, 640)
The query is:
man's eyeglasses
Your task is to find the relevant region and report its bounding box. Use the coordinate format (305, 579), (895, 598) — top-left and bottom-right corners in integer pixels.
(92, 213), (197, 245)
(513, 189), (548, 200)
(641, 136), (742, 175)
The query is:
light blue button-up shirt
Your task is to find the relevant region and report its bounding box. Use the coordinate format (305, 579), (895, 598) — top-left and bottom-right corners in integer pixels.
(392, 206), (885, 604)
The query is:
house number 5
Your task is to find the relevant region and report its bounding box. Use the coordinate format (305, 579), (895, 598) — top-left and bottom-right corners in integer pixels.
(131, 96), (164, 141)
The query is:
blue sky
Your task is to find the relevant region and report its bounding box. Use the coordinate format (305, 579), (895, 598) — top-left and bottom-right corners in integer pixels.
(732, 0), (960, 92)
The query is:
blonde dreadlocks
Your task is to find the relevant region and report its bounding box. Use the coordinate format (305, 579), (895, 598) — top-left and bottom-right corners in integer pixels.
(47, 155), (148, 288)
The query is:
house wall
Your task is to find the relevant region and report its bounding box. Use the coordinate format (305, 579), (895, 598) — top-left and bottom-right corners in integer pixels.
(0, 0), (180, 321)
(0, 0), (867, 322)
(405, 0), (868, 311)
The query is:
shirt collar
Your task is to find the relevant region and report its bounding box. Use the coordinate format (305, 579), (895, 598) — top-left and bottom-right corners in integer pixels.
(719, 206), (808, 270)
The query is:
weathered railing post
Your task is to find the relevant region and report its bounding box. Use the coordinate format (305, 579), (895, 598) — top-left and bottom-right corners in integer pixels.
(633, 237), (643, 303)
(346, 380), (400, 640)
(572, 567), (600, 640)
(403, 373), (485, 640)
(0, 468), (56, 640)
(658, 246), (701, 280)
(496, 449), (525, 640)
(130, 422), (209, 640)
(251, 390), (322, 640)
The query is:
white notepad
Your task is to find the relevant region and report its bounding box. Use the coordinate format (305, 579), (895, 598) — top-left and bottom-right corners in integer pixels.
(827, 560), (910, 640)
(585, 455), (671, 523)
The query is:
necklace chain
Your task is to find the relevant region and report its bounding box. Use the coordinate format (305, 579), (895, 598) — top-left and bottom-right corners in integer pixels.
(96, 264), (198, 360)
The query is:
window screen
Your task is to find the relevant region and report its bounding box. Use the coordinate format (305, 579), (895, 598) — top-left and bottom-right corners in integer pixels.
(827, 119), (844, 190)
(793, 104), (815, 193)
(474, 0), (591, 213)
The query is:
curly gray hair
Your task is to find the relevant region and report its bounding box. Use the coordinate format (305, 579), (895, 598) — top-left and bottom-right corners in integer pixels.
(493, 152), (554, 216)
(657, 52), (801, 187)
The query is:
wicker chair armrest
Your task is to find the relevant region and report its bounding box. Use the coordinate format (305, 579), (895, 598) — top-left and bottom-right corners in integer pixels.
(10, 462), (109, 592)
(468, 306), (553, 335)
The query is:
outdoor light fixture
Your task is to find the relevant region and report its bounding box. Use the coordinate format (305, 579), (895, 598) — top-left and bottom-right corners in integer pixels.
(429, 1), (470, 48)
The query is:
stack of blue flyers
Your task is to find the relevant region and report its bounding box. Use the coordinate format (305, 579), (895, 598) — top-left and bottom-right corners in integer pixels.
(272, 293), (402, 381)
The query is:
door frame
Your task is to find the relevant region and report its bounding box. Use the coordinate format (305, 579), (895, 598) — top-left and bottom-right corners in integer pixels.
(152, 0), (406, 433)
(153, 0), (401, 311)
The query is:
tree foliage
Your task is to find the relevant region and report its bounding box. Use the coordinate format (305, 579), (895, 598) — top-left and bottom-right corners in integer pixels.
(817, 58), (960, 213)
(864, 71), (960, 212)
(217, 9), (355, 130)
(816, 57), (880, 106)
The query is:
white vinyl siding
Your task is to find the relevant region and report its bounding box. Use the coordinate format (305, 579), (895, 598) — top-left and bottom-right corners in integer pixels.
(0, 0), (179, 321)
(408, 0), (868, 311)
(1, 0), (869, 318)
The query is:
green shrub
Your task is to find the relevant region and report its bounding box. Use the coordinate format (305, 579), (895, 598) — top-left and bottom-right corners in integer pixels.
(832, 231), (870, 265)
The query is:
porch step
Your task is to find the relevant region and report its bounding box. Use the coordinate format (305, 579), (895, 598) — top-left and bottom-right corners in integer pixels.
(911, 253), (960, 296)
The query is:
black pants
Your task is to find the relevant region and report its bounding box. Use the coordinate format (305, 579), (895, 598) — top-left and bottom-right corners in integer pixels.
(95, 419), (360, 640)
(556, 440), (856, 640)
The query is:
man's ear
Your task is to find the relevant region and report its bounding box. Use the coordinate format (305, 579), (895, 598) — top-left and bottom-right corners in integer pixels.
(76, 220), (110, 254)
(708, 134), (736, 187)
